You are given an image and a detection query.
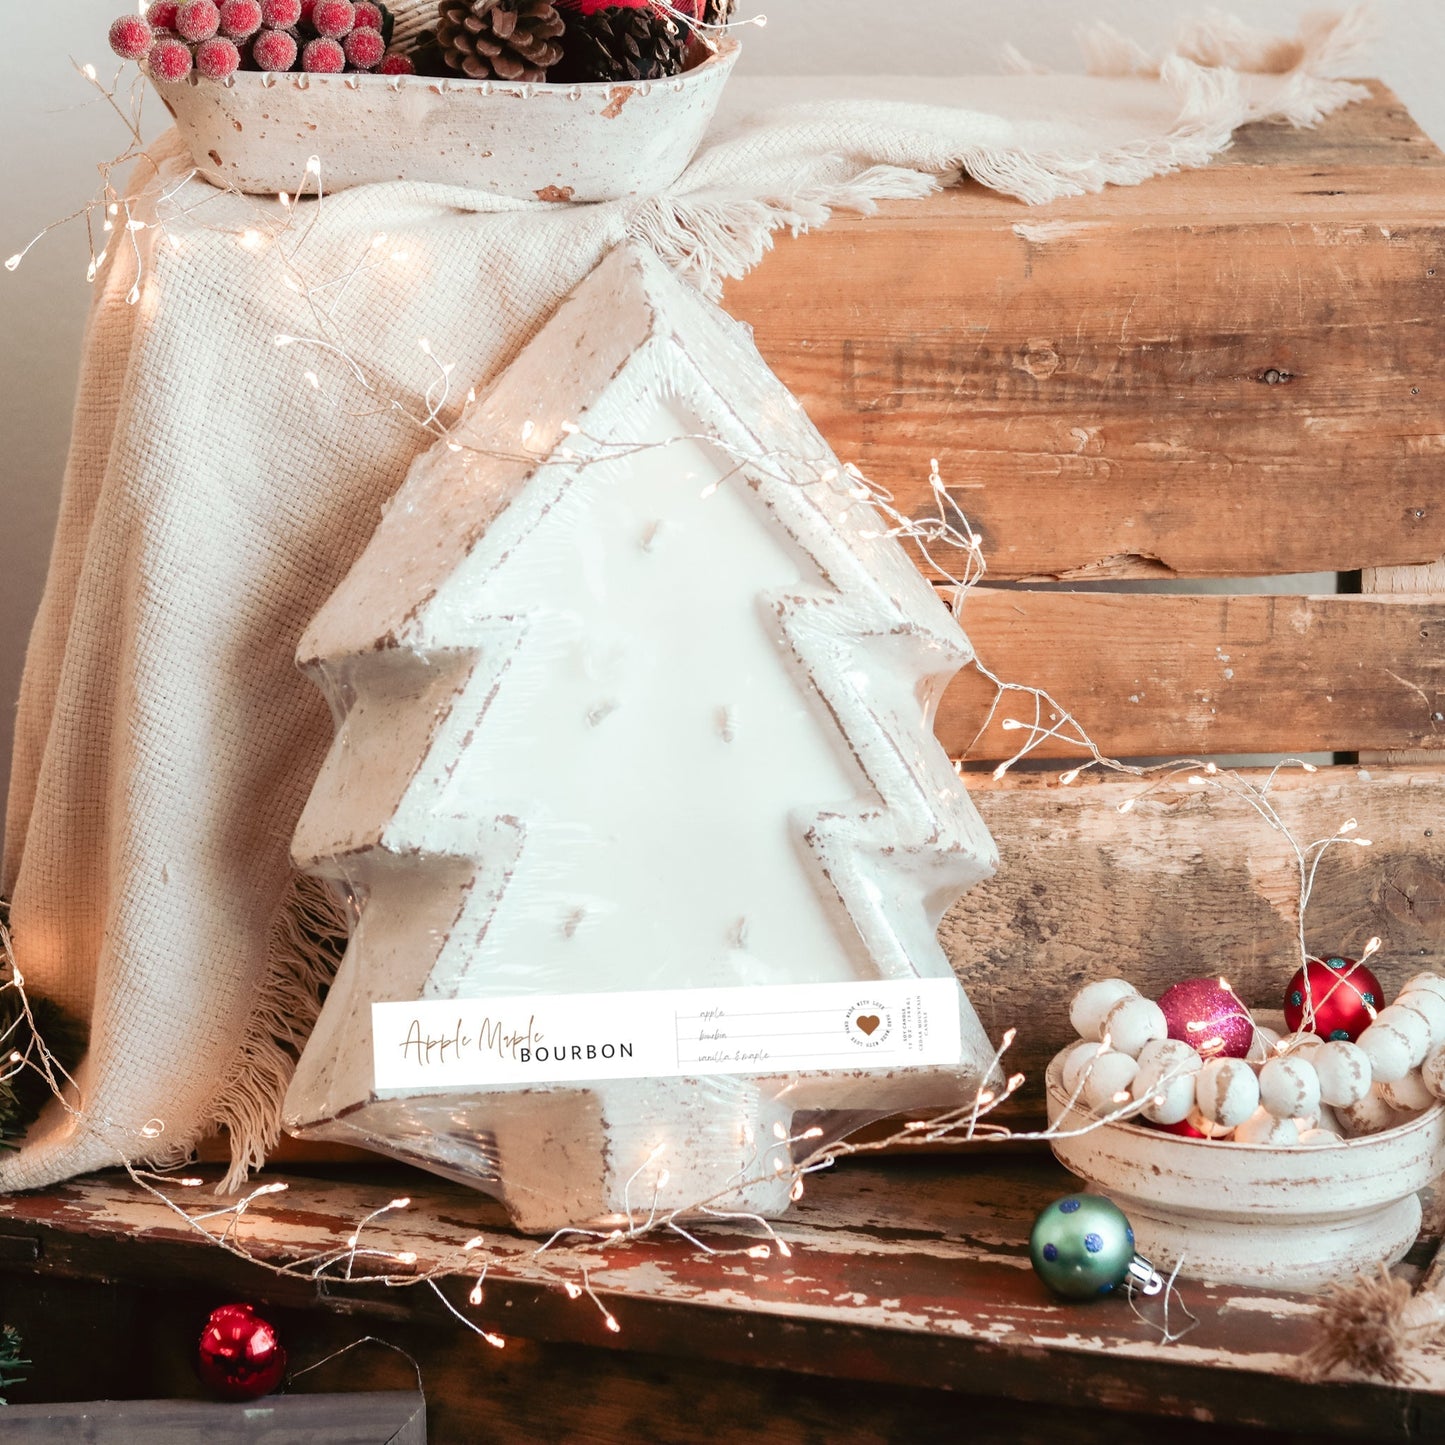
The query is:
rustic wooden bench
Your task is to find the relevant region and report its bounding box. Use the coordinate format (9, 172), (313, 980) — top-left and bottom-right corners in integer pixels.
(2, 82), (1443, 1443)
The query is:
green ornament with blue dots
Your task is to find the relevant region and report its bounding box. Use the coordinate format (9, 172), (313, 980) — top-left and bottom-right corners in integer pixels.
(1029, 1194), (1162, 1300)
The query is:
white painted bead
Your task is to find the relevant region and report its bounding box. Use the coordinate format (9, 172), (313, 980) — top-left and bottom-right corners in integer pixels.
(1136, 1037), (1199, 1074)
(1397, 990), (1445, 1048)
(1082, 1052), (1140, 1116)
(1277, 1031), (1323, 1062)
(1358, 1021), (1420, 1083)
(1232, 1107), (1299, 1146)
(1069, 978), (1139, 1040)
(1371, 1005), (1431, 1067)
(1258, 1056), (1321, 1121)
(1336, 1085), (1401, 1138)
(1297, 1127), (1345, 1146)
(1133, 1067), (1196, 1126)
(1315, 1102), (1345, 1135)
(1379, 1070), (1434, 1114)
(1400, 973), (1445, 1004)
(1312, 1040), (1371, 1107)
(1101, 995), (1168, 1057)
(1194, 1057), (1260, 1128)
(1134, 1046), (1202, 1090)
(1186, 1105), (1233, 1139)
(1246, 1025), (1281, 1063)
(1060, 1040), (1106, 1096)
(1422, 1046), (1445, 1101)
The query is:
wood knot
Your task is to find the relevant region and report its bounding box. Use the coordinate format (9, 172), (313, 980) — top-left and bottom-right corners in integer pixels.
(1258, 367), (1295, 386)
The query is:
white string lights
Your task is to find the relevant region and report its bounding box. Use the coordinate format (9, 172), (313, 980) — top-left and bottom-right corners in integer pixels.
(0, 33), (1400, 1354)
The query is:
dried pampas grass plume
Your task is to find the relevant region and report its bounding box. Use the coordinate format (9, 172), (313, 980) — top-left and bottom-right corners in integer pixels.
(1303, 1262), (1445, 1385)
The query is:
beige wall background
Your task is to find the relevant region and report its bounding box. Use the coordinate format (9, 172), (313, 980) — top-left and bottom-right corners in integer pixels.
(2, 0), (1442, 820)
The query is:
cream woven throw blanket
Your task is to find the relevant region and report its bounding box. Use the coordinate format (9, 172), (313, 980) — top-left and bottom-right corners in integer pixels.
(0, 10), (1372, 1191)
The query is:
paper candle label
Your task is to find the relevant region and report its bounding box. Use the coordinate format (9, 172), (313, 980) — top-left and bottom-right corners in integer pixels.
(371, 978), (964, 1091)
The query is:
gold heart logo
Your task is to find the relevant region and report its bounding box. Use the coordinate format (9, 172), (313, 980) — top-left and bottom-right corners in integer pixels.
(855, 1014), (881, 1036)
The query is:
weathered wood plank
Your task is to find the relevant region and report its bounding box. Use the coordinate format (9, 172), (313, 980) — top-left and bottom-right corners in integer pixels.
(2, 1156), (1444, 1440)
(0, 1395), (426, 1444)
(724, 85), (1445, 581)
(945, 764), (1445, 1089)
(0, 1274), (1303, 1445)
(940, 590), (1445, 760)
(1362, 557), (1445, 764)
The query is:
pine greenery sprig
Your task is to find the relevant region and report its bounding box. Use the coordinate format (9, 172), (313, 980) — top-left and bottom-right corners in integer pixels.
(0, 1324), (29, 1404)
(0, 900), (86, 1150)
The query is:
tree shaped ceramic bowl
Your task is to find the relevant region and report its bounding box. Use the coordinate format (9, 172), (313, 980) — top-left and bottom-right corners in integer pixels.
(150, 38), (738, 200)
(1045, 1050), (1445, 1292)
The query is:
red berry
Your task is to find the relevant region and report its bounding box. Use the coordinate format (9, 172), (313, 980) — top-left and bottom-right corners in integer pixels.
(300, 0), (316, 19)
(377, 52), (414, 74)
(259, 0), (301, 24)
(251, 26), (298, 69)
(175, 0), (221, 40)
(301, 36), (345, 71)
(148, 36), (194, 80)
(352, 1), (381, 27)
(147, 1), (180, 26)
(195, 34), (241, 76)
(342, 26), (383, 68)
(311, 0), (354, 36)
(218, 0), (262, 38)
(109, 14), (155, 60)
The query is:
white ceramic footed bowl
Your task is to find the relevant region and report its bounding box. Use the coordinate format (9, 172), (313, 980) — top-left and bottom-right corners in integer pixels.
(1045, 1051), (1445, 1292)
(151, 39), (738, 200)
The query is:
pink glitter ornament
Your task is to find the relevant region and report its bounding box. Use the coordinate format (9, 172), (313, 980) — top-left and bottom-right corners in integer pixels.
(109, 14), (155, 60)
(259, 0), (301, 24)
(196, 34), (241, 77)
(301, 35), (346, 71)
(148, 36), (195, 80)
(251, 26), (299, 69)
(176, 0), (222, 41)
(1157, 976), (1254, 1060)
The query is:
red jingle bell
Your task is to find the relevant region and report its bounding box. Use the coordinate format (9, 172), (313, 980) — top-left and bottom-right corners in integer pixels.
(196, 1302), (288, 1401)
(1282, 955), (1384, 1042)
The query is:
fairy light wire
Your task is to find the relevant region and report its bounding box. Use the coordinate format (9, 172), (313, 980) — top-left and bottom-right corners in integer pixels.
(0, 40), (1406, 1356)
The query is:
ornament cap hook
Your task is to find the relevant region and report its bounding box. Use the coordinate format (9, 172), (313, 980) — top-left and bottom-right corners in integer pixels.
(1127, 1254), (1165, 1296)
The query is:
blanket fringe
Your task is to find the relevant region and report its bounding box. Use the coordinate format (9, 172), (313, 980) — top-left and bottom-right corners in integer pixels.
(635, 6), (1373, 296)
(206, 871), (349, 1192)
(628, 163), (938, 300)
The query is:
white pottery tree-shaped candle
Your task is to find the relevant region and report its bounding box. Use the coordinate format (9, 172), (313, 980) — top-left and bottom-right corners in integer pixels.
(283, 244), (1001, 1232)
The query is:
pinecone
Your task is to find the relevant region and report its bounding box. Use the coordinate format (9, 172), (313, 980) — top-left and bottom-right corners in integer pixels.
(553, 3), (686, 84)
(702, 0), (733, 26)
(435, 0), (564, 81)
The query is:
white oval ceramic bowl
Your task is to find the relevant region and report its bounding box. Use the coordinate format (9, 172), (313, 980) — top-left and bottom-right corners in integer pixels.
(150, 39), (738, 200)
(1045, 1051), (1445, 1292)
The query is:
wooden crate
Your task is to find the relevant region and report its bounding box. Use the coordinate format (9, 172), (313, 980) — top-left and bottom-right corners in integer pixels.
(9, 83), (1445, 1445)
(726, 80), (1445, 1095)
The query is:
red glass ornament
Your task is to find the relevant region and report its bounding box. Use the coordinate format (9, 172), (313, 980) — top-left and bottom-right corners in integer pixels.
(1148, 1116), (1208, 1138)
(197, 1303), (288, 1401)
(1283, 956), (1384, 1042)
(1157, 976), (1254, 1059)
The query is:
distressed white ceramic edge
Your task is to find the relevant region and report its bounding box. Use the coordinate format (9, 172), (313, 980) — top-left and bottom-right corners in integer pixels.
(150, 37), (740, 199)
(1045, 1050), (1445, 1218)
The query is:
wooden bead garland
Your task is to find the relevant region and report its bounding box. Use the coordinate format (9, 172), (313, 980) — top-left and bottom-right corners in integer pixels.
(1063, 968), (1445, 1146)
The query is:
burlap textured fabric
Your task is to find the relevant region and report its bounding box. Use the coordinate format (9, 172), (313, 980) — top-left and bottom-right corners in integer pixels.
(0, 13), (1372, 1191)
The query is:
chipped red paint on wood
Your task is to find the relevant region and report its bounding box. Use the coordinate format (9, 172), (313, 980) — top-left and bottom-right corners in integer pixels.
(3, 1157), (1445, 1438)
